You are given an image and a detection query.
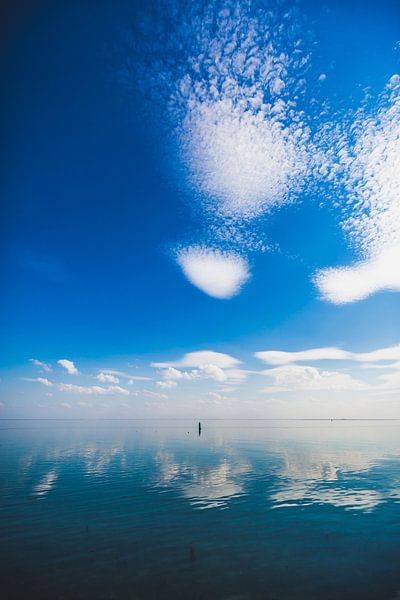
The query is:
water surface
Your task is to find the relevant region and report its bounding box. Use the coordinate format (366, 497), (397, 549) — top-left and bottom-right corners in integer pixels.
(1, 419), (400, 599)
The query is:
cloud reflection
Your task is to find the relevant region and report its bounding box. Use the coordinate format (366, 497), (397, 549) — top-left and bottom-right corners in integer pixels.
(271, 445), (397, 512)
(155, 449), (250, 509)
(32, 469), (58, 498)
(15, 422), (400, 514)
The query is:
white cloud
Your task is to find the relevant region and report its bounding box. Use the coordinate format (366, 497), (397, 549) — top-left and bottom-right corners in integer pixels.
(181, 99), (309, 219)
(141, 390), (168, 400)
(156, 380), (177, 389)
(255, 344), (400, 366)
(261, 364), (365, 392)
(97, 372), (119, 384)
(177, 246), (250, 299)
(27, 377), (129, 396)
(37, 377), (54, 387)
(23, 377), (54, 387)
(377, 370), (400, 390)
(223, 368), (250, 383)
(57, 383), (129, 396)
(99, 369), (151, 381)
(29, 358), (52, 373)
(57, 359), (79, 375)
(316, 75), (400, 303)
(152, 350), (241, 370)
(129, 0), (312, 221)
(153, 350), (246, 386)
(206, 392), (223, 401)
(159, 364), (227, 383)
(315, 246), (400, 304)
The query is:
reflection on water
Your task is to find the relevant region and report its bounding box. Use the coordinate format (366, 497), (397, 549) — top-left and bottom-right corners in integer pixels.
(1, 419), (400, 599)
(155, 449), (250, 509)
(32, 469), (58, 498)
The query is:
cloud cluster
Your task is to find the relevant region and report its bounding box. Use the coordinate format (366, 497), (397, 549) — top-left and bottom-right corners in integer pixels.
(262, 364), (365, 393)
(180, 99), (309, 219)
(21, 343), (400, 406)
(97, 372), (119, 384)
(28, 377), (130, 396)
(152, 349), (249, 390)
(176, 246), (250, 298)
(159, 364), (227, 383)
(57, 359), (79, 375)
(123, 1), (400, 304)
(123, 0), (316, 297)
(316, 76), (400, 303)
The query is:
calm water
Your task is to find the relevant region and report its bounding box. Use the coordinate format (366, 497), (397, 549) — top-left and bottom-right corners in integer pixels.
(1, 420), (400, 600)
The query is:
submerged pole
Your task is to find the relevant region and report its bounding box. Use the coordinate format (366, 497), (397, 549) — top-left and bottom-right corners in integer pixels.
(198, 421), (202, 436)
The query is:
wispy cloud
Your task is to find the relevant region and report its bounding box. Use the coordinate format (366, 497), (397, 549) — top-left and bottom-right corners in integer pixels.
(23, 377), (54, 387)
(57, 383), (129, 396)
(26, 377), (129, 396)
(316, 75), (400, 303)
(255, 345), (400, 366)
(57, 359), (79, 376)
(99, 369), (152, 381)
(29, 358), (52, 373)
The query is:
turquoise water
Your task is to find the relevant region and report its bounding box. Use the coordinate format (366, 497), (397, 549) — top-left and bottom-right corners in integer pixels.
(1, 420), (400, 599)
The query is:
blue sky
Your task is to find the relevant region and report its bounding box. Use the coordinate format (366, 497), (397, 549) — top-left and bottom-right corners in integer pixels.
(1, 0), (400, 418)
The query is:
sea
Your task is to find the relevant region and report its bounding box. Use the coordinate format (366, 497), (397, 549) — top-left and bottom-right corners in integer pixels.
(1, 419), (400, 599)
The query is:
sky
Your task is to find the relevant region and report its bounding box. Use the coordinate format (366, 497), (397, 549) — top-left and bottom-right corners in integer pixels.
(1, 0), (400, 419)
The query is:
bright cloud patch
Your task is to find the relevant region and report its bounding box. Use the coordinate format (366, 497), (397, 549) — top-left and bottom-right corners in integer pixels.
(152, 350), (241, 369)
(256, 344), (400, 365)
(100, 369), (152, 382)
(29, 358), (52, 373)
(156, 380), (177, 389)
(124, 0), (314, 294)
(28, 377), (129, 396)
(57, 383), (129, 396)
(57, 359), (79, 375)
(177, 246), (250, 298)
(181, 100), (309, 219)
(316, 75), (400, 303)
(97, 372), (119, 384)
(152, 349), (244, 387)
(315, 246), (400, 304)
(262, 365), (365, 392)
(159, 365), (227, 383)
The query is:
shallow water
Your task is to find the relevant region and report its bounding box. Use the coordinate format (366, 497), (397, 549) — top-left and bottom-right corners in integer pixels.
(1, 419), (400, 599)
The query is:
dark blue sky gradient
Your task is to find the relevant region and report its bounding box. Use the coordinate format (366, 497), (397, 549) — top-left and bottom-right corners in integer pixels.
(1, 0), (399, 367)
